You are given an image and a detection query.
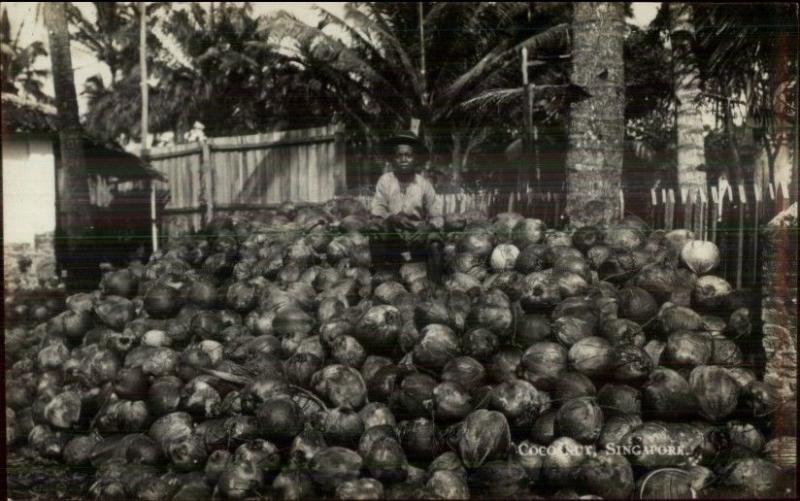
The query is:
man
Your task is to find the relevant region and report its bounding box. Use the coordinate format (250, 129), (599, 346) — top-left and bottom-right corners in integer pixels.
(369, 131), (445, 283)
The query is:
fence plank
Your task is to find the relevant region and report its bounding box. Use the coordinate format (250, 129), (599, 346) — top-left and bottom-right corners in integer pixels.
(327, 138), (336, 201)
(752, 185), (761, 288)
(308, 138), (318, 202)
(242, 141), (254, 204)
(736, 184), (746, 289)
(290, 134), (300, 202)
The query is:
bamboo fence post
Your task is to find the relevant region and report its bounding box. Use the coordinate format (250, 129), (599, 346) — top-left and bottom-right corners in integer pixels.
(752, 184), (761, 287)
(650, 188), (658, 229)
(734, 184), (745, 288)
(711, 186), (719, 243)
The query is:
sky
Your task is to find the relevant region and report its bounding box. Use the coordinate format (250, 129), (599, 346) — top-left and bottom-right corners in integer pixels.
(5, 2), (661, 115)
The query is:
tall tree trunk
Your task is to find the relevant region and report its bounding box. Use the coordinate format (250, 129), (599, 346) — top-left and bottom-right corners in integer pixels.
(44, 2), (93, 292)
(772, 34), (796, 206)
(670, 3), (707, 201)
(565, 3), (625, 227)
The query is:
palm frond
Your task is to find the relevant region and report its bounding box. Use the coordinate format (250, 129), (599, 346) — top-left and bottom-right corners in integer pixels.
(460, 87), (525, 113)
(442, 23), (568, 104)
(341, 4), (423, 99)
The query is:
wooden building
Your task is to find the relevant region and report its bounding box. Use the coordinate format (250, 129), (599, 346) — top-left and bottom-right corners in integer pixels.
(2, 92), (166, 290)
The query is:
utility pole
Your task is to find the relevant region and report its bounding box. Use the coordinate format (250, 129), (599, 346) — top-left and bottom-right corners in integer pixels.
(140, 1), (158, 252)
(419, 2), (426, 102)
(521, 47), (539, 191)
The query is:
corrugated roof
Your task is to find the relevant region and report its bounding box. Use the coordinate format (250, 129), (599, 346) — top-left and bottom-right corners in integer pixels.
(2, 92), (165, 181)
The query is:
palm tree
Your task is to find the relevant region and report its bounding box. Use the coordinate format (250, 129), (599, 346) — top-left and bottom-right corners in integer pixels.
(694, 3), (798, 200)
(564, 2), (626, 227)
(44, 2), (93, 292)
(267, 2), (571, 178)
(79, 2), (329, 142)
(65, 2), (167, 85)
(669, 3), (707, 202)
(1, 7), (51, 102)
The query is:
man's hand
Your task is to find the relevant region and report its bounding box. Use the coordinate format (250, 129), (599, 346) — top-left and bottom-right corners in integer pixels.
(387, 213), (417, 231)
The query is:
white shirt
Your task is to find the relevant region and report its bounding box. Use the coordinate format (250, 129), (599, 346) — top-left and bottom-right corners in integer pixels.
(370, 172), (443, 225)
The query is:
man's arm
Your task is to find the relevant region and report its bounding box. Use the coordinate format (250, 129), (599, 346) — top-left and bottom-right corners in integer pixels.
(423, 180), (445, 230)
(370, 175), (392, 218)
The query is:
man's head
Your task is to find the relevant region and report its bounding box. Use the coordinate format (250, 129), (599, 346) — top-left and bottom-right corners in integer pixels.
(385, 131), (425, 176)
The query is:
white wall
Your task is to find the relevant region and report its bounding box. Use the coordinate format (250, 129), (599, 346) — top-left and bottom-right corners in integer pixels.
(2, 136), (57, 246)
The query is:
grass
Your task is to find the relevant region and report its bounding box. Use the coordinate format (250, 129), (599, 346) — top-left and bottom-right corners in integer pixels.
(6, 450), (94, 500)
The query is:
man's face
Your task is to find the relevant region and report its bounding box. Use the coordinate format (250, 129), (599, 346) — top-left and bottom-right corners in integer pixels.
(393, 144), (416, 173)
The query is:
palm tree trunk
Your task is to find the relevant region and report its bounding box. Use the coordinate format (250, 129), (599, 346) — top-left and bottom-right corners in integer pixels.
(565, 3), (626, 227)
(44, 2), (94, 292)
(670, 3), (707, 201)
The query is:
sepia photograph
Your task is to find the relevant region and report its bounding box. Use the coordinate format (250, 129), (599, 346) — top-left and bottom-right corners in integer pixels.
(2, 2), (798, 499)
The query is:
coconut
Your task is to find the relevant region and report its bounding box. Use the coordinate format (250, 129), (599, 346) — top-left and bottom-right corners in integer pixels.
(642, 368), (697, 419)
(412, 324), (461, 371)
(468, 459), (528, 498)
(637, 468), (696, 499)
(310, 365), (367, 410)
(399, 417), (439, 462)
(322, 407), (364, 449)
(664, 330), (713, 369)
(462, 328), (499, 362)
(598, 384), (641, 417)
(597, 413), (643, 450)
(354, 305), (403, 354)
(578, 452), (635, 499)
(720, 458), (782, 496)
(681, 240), (720, 274)
(441, 356), (486, 392)
(553, 372), (597, 402)
(521, 342), (568, 390)
(516, 244), (549, 274)
(488, 347), (523, 384)
(689, 365), (739, 421)
(427, 470), (470, 500)
(542, 436), (587, 485)
(601, 318), (645, 348)
(364, 436), (408, 483)
(513, 219), (546, 248)
(458, 410), (512, 468)
(618, 287), (658, 324)
(555, 397), (604, 444)
(693, 275), (733, 309)
(256, 396), (304, 445)
(397, 372), (438, 419)
(490, 378), (547, 427)
(764, 436), (797, 469)
(568, 337), (615, 377)
(613, 345), (655, 382)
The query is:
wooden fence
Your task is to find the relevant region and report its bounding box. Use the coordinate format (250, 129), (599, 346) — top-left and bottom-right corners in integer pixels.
(357, 180), (792, 290)
(147, 124), (346, 236)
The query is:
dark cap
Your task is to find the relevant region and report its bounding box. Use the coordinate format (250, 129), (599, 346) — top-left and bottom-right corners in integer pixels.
(383, 130), (427, 154)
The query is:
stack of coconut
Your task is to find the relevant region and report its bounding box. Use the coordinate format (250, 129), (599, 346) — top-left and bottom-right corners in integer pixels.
(5, 199), (796, 500)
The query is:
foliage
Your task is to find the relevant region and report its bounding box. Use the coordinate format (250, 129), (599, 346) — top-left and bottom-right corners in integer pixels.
(66, 2), (168, 84)
(77, 2), (339, 142)
(1, 7), (51, 103)
(267, 2), (572, 173)
(693, 3), (798, 177)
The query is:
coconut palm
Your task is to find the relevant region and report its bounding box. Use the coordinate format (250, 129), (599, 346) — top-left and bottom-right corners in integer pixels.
(44, 2), (94, 292)
(80, 2), (336, 142)
(669, 3), (707, 201)
(66, 2), (168, 85)
(267, 2), (571, 177)
(693, 3), (798, 198)
(564, 2), (627, 227)
(1, 7), (51, 102)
